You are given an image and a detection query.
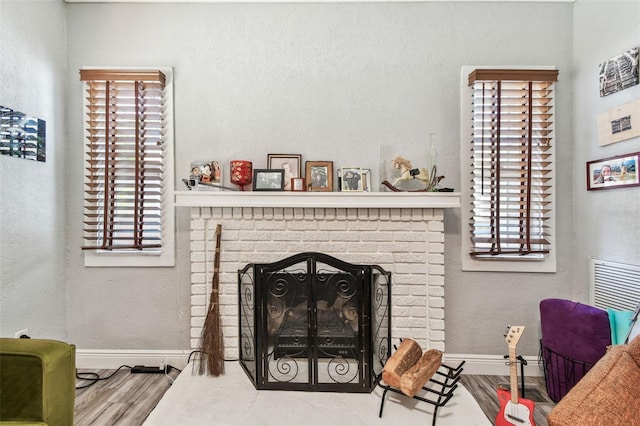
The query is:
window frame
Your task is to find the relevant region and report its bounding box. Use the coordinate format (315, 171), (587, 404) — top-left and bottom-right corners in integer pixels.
(81, 66), (175, 267)
(460, 66), (557, 273)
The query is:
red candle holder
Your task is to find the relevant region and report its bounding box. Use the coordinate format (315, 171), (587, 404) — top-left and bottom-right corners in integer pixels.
(230, 160), (253, 191)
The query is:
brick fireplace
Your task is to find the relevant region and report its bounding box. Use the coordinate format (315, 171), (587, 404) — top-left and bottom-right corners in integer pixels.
(179, 192), (460, 360)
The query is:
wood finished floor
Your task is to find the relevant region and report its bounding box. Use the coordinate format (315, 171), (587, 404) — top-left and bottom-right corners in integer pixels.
(75, 369), (556, 425)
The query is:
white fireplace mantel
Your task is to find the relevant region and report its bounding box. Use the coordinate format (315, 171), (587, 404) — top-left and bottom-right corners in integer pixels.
(185, 190), (459, 356)
(174, 190), (460, 209)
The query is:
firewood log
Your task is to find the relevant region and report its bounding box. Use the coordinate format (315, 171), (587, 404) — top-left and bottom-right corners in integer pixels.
(382, 338), (422, 388)
(399, 349), (443, 397)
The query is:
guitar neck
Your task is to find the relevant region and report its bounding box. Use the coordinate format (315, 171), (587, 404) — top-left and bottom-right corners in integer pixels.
(509, 346), (519, 403)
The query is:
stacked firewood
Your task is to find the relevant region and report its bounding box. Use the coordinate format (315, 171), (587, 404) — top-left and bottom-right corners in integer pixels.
(382, 338), (443, 397)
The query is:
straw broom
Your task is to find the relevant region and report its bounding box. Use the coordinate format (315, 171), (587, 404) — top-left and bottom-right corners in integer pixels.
(198, 223), (225, 376)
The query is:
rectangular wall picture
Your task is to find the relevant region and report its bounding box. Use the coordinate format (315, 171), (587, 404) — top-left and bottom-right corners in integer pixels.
(599, 47), (639, 97)
(597, 99), (640, 146)
(587, 152), (640, 191)
(0, 105), (46, 162)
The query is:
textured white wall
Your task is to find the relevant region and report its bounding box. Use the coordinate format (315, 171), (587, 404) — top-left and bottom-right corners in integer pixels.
(0, 0), (68, 339)
(572, 1), (640, 300)
(3, 0), (635, 362)
(62, 1), (576, 355)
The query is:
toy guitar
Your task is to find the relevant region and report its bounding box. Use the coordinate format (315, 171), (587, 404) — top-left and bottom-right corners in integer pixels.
(495, 326), (536, 426)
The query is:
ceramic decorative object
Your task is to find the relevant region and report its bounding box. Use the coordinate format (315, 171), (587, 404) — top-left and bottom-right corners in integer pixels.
(230, 160), (253, 191)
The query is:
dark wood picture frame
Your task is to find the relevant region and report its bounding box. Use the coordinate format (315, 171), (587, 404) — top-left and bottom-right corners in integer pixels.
(586, 151), (639, 191)
(252, 169), (285, 191)
(305, 161), (333, 192)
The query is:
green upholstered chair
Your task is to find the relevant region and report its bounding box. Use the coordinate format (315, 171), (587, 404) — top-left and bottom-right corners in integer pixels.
(0, 338), (75, 426)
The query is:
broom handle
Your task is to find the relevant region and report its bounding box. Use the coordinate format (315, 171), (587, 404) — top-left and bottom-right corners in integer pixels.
(210, 224), (222, 306)
(205, 223), (224, 376)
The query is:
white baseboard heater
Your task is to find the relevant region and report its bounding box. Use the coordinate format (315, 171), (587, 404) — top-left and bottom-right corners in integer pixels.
(590, 258), (640, 311)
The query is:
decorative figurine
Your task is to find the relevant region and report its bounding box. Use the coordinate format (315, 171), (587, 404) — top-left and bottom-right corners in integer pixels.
(382, 156), (444, 192)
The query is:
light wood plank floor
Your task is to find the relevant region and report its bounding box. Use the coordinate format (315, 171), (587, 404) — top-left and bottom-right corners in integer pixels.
(75, 368), (177, 426)
(458, 375), (556, 426)
(75, 369), (556, 426)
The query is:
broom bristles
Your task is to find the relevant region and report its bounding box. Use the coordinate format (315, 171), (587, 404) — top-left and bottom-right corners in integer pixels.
(199, 299), (224, 376)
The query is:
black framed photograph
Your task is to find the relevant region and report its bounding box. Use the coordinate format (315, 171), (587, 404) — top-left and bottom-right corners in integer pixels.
(267, 154), (302, 191)
(252, 169), (285, 191)
(587, 152), (639, 191)
(305, 161), (333, 192)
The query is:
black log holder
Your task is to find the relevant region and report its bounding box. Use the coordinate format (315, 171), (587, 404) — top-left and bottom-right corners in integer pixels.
(377, 359), (466, 426)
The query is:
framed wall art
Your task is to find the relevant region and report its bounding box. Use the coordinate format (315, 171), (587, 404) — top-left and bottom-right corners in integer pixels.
(252, 169), (285, 191)
(586, 152), (639, 191)
(305, 161), (333, 192)
(597, 99), (640, 146)
(0, 105), (46, 162)
(267, 154), (301, 191)
(599, 47), (639, 97)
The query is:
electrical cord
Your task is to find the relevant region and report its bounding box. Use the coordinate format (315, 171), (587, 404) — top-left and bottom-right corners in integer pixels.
(75, 365), (133, 390)
(187, 350), (206, 364)
(76, 351), (230, 389)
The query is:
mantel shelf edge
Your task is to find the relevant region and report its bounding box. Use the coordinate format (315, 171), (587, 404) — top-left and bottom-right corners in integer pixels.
(174, 190), (461, 209)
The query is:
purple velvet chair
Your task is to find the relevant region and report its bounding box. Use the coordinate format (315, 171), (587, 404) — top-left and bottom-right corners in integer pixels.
(539, 298), (612, 402)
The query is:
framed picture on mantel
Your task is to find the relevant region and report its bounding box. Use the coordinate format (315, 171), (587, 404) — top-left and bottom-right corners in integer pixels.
(252, 169), (285, 191)
(268, 154), (301, 191)
(306, 161), (333, 192)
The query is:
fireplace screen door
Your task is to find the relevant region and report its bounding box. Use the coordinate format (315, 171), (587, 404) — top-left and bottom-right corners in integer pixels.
(238, 252), (391, 393)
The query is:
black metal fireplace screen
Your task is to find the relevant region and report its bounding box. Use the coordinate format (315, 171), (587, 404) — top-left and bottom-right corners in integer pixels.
(238, 252), (391, 392)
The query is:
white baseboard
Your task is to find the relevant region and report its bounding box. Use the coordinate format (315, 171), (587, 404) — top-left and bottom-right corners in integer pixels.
(75, 349), (195, 370)
(445, 353), (544, 377)
(76, 349), (544, 377)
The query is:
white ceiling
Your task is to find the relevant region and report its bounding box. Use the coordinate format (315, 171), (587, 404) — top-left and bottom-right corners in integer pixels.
(64, 0), (577, 3)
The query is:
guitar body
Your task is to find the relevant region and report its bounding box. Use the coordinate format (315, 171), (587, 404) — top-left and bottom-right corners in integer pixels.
(495, 387), (535, 426)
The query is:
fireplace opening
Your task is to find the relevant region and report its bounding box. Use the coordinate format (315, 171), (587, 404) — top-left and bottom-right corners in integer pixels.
(238, 252), (392, 392)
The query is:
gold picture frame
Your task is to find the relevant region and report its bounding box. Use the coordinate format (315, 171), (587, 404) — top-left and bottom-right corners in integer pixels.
(305, 161), (333, 192)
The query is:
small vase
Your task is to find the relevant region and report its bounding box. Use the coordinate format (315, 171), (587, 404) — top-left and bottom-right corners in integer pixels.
(378, 145), (387, 192)
(230, 160), (253, 191)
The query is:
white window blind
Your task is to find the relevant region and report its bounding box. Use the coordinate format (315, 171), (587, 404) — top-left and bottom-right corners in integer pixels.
(467, 69), (558, 260)
(80, 69), (174, 265)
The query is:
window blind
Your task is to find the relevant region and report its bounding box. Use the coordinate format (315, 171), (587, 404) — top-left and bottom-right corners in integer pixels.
(468, 69), (558, 259)
(80, 69), (166, 251)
